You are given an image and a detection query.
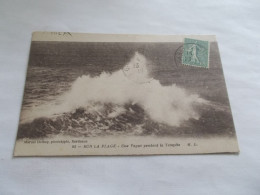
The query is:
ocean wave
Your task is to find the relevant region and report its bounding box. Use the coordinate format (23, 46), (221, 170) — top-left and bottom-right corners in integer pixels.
(19, 52), (207, 138)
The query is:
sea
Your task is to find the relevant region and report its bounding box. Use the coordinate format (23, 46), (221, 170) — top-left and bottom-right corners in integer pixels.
(17, 42), (236, 139)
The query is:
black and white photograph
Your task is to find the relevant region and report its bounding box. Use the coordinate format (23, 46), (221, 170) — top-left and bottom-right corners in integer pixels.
(14, 33), (239, 156)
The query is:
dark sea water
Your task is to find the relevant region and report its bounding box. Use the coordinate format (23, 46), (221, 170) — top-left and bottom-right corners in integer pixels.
(23, 66), (80, 110)
(17, 42), (236, 139)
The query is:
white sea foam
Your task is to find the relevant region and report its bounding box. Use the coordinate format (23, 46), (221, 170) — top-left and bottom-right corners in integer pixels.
(21, 52), (206, 126)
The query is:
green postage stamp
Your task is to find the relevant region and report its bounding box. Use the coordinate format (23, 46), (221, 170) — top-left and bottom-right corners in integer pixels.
(182, 38), (210, 68)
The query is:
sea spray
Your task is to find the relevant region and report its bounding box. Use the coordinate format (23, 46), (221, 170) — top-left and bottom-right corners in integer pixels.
(63, 71), (205, 126)
(19, 52), (207, 137)
(61, 52), (206, 127)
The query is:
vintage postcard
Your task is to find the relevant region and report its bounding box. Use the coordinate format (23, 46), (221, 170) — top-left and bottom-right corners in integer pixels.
(14, 32), (239, 156)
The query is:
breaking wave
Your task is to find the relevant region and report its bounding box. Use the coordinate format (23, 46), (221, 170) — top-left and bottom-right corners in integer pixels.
(18, 52), (207, 138)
